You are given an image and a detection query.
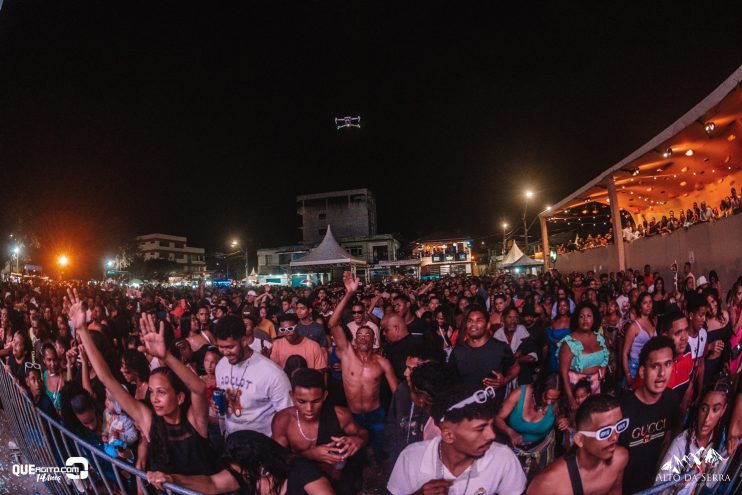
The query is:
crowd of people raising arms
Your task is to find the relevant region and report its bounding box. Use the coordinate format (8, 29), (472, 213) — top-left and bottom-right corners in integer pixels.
(1, 262), (742, 494)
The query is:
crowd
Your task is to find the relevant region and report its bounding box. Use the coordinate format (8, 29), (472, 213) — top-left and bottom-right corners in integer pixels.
(557, 187), (742, 254)
(1, 262), (742, 495)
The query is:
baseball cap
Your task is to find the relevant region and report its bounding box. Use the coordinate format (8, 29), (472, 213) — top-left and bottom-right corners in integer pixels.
(247, 290), (257, 297)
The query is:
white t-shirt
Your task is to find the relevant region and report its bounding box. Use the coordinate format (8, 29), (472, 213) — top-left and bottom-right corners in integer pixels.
(215, 352), (292, 437)
(688, 329), (708, 360)
(388, 436), (526, 495)
(347, 320), (380, 349)
(248, 337), (273, 354)
(656, 431), (729, 495)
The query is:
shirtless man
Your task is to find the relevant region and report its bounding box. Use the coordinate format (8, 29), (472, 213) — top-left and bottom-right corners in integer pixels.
(528, 394), (628, 495)
(328, 271), (399, 459)
(272, 368), (367, 494)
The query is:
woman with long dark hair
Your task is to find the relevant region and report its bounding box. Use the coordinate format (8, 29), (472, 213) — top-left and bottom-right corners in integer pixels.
(546, 299), (572, 373)
(146, 430), (335, 494)
(704, 289), (731, 385)
(622, 292), (656, 387)
(433, 307), (456, 357)
(69, 288), (217, 477)
(494, 373), (565, 479)
(657, 381), (731, 495)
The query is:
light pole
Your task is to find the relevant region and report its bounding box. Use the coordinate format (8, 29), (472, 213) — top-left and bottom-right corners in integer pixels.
(523, 190), (533, 254)
(230, 240), (249, 284)
(104, 259), (114, 281)
(502, 222), (508, 255)
(58, 255), (69, 281)
(12, 246), (20, 273)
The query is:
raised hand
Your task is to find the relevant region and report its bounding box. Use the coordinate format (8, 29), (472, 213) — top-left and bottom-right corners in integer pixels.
(342, 271), (360, 294)
(67, 288), (86, 330)
(140, 314), (168, 359)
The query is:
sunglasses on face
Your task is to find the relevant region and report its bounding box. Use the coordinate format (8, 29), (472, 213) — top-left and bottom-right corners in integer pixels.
(578, 418), (629, 441)
(351, 311), (364, 314)
(278, 325), (296, 334)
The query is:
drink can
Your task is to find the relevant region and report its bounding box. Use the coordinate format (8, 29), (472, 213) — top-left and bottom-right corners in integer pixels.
(212, 388), (227, 416)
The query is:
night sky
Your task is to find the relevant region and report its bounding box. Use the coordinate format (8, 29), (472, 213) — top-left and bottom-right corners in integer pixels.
(1, 1), (741, 276)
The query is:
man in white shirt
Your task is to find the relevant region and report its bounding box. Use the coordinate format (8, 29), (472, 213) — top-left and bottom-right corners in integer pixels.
(214, 315), (292, 437)
(388, 383), (526, 495)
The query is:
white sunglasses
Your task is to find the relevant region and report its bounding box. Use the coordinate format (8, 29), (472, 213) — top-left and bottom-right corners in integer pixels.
(577, 418), (629, 441)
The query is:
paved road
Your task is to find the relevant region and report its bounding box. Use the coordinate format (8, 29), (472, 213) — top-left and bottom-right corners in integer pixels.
(0, 409), (47, 495)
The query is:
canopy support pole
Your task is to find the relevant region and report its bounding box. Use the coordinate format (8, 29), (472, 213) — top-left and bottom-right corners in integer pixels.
(606, 178), (626, 272)
(540, 215), (550, 270)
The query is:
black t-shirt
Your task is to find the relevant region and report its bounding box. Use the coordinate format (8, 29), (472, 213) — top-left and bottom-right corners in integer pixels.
(406, 317), (430, 338)
(619, 390), (679, 494)
(526, 322), (549, 365)
(449, 337), (516, 390)
(386, 334), (423, 381)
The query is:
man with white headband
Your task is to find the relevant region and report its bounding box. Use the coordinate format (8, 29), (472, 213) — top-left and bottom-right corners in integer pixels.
(388, 383), (526, 495)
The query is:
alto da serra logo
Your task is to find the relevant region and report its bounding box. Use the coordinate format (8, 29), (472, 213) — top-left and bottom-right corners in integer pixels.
(660, 446), (726, 474)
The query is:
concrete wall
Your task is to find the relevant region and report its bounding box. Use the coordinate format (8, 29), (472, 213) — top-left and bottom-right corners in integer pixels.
(298, 191), (376, 244)
(553, 213), (742, 289)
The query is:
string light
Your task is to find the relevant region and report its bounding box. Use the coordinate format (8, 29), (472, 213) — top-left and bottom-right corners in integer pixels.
(704, 121), (715, 134)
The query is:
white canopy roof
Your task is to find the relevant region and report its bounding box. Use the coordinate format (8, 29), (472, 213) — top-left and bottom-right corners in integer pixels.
(290, 226), (367, 267)
(501, 241), (525, 266)
(506, 254), (544, 267)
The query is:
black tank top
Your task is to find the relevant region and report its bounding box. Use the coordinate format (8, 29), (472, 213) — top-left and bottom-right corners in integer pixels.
(316, 402), (344, 445)
(147, 414), (217, 475)
(564, 452), (584, 495)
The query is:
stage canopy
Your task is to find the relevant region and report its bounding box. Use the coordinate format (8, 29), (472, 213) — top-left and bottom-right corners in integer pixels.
(546, 65), (742, 226)
(290, 226), (366, 268)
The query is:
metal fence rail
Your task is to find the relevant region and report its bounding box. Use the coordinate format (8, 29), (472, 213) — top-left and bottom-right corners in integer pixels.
(0, 364), (201, 495)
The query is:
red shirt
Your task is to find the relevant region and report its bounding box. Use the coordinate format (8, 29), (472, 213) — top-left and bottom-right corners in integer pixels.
(631, 351), (692, 391)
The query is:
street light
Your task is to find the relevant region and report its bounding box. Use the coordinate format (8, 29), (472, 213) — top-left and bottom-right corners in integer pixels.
(103, 259), (115, 280)
(502, 222), (508, 255)
(523, 190), (534, 253)
(229, 239), (249, 284)
(58, 255), (69, 267)
(12, 246), (20, 272)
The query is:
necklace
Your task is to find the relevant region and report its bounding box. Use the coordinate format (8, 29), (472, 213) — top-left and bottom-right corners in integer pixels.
(437, 441), (473, 495)
(532, 391), (547, 414)
(228, 356), (250, 417)
(295, 409), (317, 443)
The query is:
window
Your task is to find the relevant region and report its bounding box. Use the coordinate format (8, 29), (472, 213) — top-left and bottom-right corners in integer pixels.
(264, 255), (274, 265)
(159, 240), (168, 247)
(318, 228), (327, 236)
(176, 254), (184, 260)
(175, 243), (184, 249)
(319, 212), (326, 221)
(347, 247), (363, 257)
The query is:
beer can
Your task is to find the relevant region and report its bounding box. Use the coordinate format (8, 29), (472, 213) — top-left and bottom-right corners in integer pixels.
(212, 388), (227, 416)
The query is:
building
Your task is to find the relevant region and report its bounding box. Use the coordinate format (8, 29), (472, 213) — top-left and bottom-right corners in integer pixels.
(297, 188), (377, 244)
(412, 232), (477, 277)
(256, 234), (401, 284)
(136, 233), (206, 273)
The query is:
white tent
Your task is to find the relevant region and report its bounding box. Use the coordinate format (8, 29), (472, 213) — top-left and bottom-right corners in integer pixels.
(290, 226), (367, 268)
(501, 241), (525, 266)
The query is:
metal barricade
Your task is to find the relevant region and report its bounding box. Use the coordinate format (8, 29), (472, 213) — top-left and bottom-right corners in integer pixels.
(0, 364), (201, 495)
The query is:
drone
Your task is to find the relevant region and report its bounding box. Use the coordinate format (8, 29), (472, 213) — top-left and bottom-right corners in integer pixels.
(335, 116), (361, 130)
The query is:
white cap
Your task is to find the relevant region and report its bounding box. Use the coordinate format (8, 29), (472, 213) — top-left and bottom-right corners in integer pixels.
(696, 276), (708, 286)
(247, 290), (257, 296)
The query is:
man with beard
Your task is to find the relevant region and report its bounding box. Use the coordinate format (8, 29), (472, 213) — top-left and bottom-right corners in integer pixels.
(528, 394), (628, 494)
(272, 368), (368, 494)
(388, 383), (526, 495)
(214, 315), (292, 437)
(619, 336), (679, 494)
(329, 272), (399, 460)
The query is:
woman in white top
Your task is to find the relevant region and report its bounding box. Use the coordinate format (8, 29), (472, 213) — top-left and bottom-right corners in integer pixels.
(656, 381), (730, 495)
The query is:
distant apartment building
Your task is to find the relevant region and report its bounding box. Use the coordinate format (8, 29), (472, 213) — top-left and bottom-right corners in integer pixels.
(136, 234), (206, 273)
(297, 188), (377, 244)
